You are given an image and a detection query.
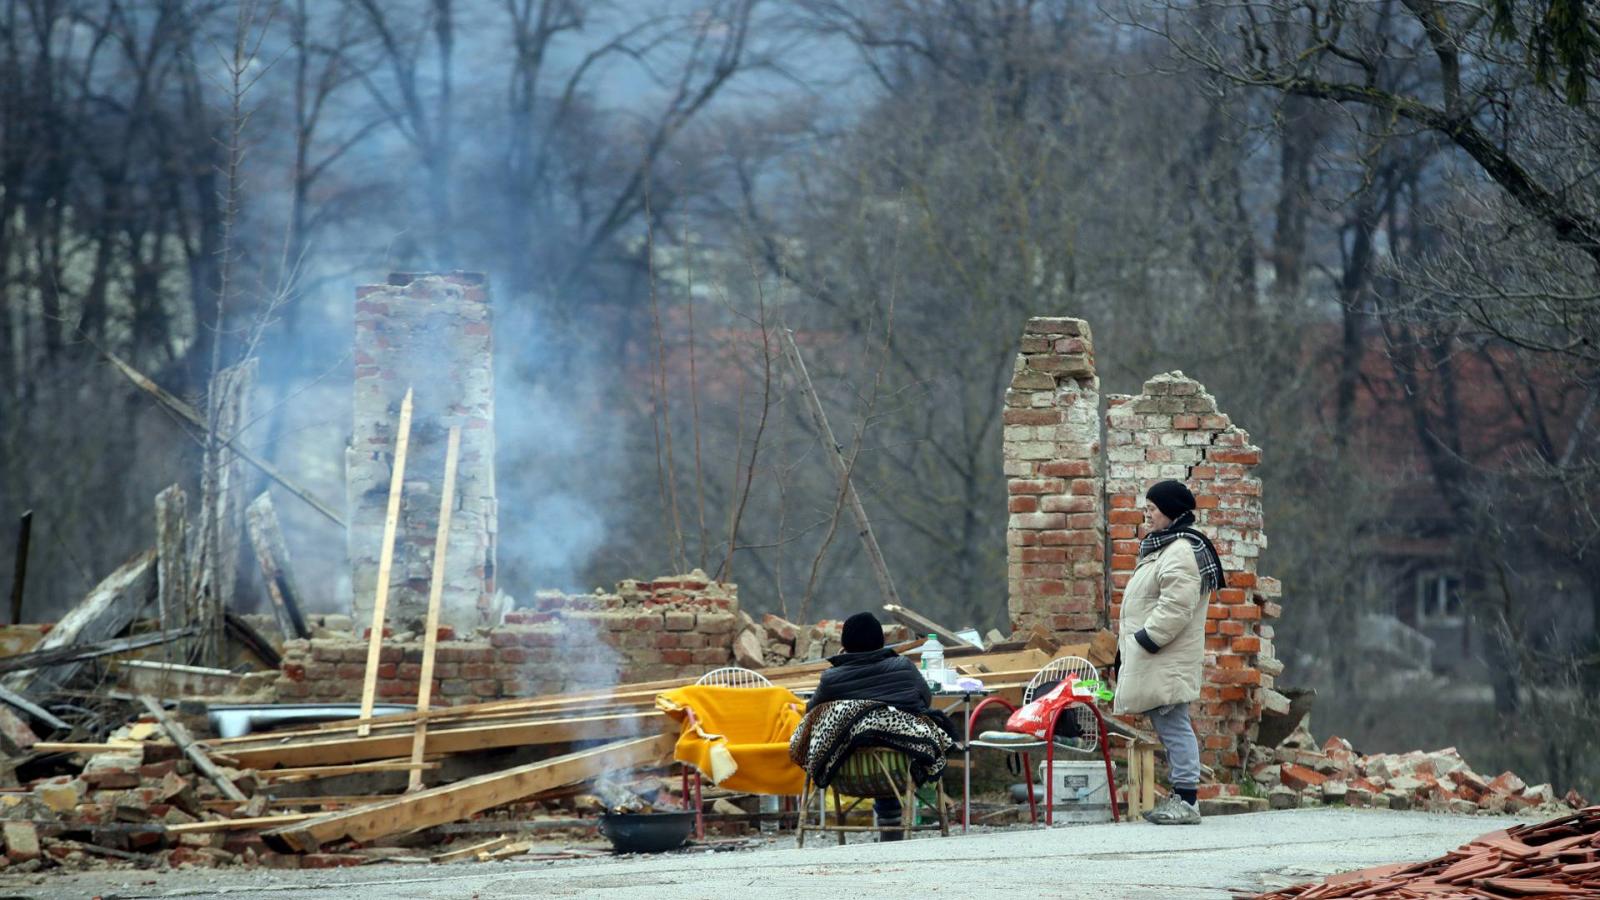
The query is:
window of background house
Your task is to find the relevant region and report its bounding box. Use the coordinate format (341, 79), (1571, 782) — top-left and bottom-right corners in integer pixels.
(1414, 571), (1465, 625)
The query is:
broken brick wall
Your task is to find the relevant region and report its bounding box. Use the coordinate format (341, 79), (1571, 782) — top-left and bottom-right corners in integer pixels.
(1004, 317), (1288, 788)
(275, 574), (740, 704)
(1104, 373), (1283, 791)
(1003, 317), (1104, 640)
(348, 272), (497, 634)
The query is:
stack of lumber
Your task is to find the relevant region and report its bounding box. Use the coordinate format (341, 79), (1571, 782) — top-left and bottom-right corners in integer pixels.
(1243, 806), (1600, 899)
(0, 637), (1104, 869)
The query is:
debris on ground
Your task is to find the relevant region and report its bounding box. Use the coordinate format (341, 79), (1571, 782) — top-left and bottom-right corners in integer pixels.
(1247, 723), (1586, 817)
(1241, 805), (1600, 899)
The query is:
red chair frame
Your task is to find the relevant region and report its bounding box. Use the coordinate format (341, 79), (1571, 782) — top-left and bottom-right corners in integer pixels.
(967, 694), (1121, 825)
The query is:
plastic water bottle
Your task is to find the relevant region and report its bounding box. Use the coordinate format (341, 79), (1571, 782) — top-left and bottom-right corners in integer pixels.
(919, 634), (945, 687)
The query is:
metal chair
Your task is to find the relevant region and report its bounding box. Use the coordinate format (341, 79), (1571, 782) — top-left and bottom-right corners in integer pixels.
(796, 747), (948, 847)
(681, 666), (776, 838)
(967, 656), (1121, 825)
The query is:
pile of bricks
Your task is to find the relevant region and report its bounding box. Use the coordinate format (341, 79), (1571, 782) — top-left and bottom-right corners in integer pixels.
(1251, 725), (1586, 816)
(1245, 805), (1600, 899)
(738, 614), (912, 669)
(274, 572), (742, 704)
(1, 726), (297, 871)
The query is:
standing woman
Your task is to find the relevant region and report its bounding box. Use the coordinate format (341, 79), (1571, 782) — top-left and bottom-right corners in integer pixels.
(1113, 480), (1225, 825)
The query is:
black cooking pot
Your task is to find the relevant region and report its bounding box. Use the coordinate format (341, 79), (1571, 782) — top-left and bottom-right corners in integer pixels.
(599, 810), (695, 853)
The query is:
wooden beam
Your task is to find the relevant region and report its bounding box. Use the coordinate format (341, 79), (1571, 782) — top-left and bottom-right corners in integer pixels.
(165, 813), (319, 835)
(2, 550), (157, 694)
(245, 493), (310, 640)
(221, 711), (667, 770)
(139, 696), (247, 802)
(0, 627), (196, 675)
(102, 348), (345, 528)
(264, 733), (675, 852)
(359, 386), (413, 737)
(882, 603), (978, 650)
(30, 742), (141, 755)
(155, 486), (191, 666)
(0, 684), (69, 732)
(411, 426), (460, 791)
(431, 834), (511, 863)
(259, 760), (438, 782)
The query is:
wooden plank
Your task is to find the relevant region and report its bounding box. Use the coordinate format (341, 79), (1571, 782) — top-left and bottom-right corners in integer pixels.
(102, 348), (345, 528)
(192, 359), (256, 663)
(222, 711), (667, 770)
(165, 813), (318, 834)
(359, 386), (413, 737)
(264, 733), (675, 852)
(883, 603), (978, 650)
(780, 328), (903, 609)
(245, 492), (310, 640)
(30, 742), (141, 754)
(411, 426), (460, 791)
(431, 834), (511, 863)
(1, 550), (157, 694)
(139, 696), (248, 802)
(0, 626), (195, 675)
(259, 760), (438, 782)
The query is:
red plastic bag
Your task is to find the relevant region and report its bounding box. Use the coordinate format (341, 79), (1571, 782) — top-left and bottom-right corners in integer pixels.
(1004, 675), (1080, 739)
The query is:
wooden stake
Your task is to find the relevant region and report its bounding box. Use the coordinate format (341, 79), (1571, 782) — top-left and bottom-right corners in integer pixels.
(779, 328), (902, 609)
(360, 387), (413, 737)
(139, 696), (248, 802)
(410, 426), (460, 791)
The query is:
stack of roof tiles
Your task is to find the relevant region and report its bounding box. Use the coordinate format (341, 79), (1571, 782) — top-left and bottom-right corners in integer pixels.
(1244, 806), (1600, 899)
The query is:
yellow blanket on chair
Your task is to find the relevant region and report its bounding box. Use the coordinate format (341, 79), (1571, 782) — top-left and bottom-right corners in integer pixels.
(655, 685), (807, 795)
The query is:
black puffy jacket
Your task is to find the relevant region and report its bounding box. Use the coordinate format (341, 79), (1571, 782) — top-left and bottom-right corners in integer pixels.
(806, 647), (932, 714)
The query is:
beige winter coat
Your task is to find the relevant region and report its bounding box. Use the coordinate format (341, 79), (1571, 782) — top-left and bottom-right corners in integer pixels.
(1112, 538), (1208, 716)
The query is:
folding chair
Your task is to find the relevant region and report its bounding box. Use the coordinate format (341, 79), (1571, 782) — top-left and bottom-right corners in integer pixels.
(967, 656), (1121, 824)
(680, 666), (776, 838)
(796, 747), (948, 847)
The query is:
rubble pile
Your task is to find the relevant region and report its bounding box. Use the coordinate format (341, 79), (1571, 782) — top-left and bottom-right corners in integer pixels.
(1250, 726), (1587, 816)
(1245, 805), (1600, 899)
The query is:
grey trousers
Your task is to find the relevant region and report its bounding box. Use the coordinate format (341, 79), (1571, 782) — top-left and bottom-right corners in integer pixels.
(1147, 702), (1201, 790)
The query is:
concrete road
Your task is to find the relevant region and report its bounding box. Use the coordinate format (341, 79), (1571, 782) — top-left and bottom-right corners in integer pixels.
(7, 808), (1523, 900)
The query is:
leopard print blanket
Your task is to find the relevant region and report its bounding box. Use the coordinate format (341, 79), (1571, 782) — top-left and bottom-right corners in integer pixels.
(788, 699), (953, 789)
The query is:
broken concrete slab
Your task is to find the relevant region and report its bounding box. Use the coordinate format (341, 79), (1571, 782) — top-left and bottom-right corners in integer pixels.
(3, 550), (157, 695)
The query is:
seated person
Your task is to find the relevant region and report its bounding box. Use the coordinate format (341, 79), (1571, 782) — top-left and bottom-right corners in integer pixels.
(807, 612), (931, 838)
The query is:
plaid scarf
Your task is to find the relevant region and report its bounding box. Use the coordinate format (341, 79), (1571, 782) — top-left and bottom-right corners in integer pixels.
(1138, 510), (1225, 596)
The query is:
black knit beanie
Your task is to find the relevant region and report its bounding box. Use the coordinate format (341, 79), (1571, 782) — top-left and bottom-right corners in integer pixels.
(1146, 480), (1197, 519)
(841, 612), (885, 653)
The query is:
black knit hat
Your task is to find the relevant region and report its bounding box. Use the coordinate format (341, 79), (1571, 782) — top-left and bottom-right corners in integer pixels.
(841, 612), (885, 653)
(1146, 480), (1197, 519)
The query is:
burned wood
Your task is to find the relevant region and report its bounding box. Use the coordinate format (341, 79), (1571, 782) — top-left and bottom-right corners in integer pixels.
(8, 509), (30, 625)
(0, 627), (197, 675)
(0, 683), (69, 732)
(102, 348), (345, 528)
(224, 612), (283, 669)
(155, 486), (191, 666)
(2, 549), (157, 695)
(244, 493), (309, 640)
(139, 696), (248, 803)
(190, 359), (255, 665)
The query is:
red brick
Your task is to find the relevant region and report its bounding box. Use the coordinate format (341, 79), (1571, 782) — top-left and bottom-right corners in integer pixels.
(1208, 449), (1260, 465)
(1280, 764), (1328, 790)
(1211, 669), (1260, 685)
(1231, 636), (1261, 653)
(376, 663), (397, 679)
(1218, 620), (1245, 636)
(1009, 479), (1066, 495)
(1206, 604), (1228, 619)
(282, 664), (306, 682)
(1230, 604), (1261, 621)
(661, 650), (693, 666)
(1038, 461), (1093, 477)
(1108, 509), (1143, 525)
